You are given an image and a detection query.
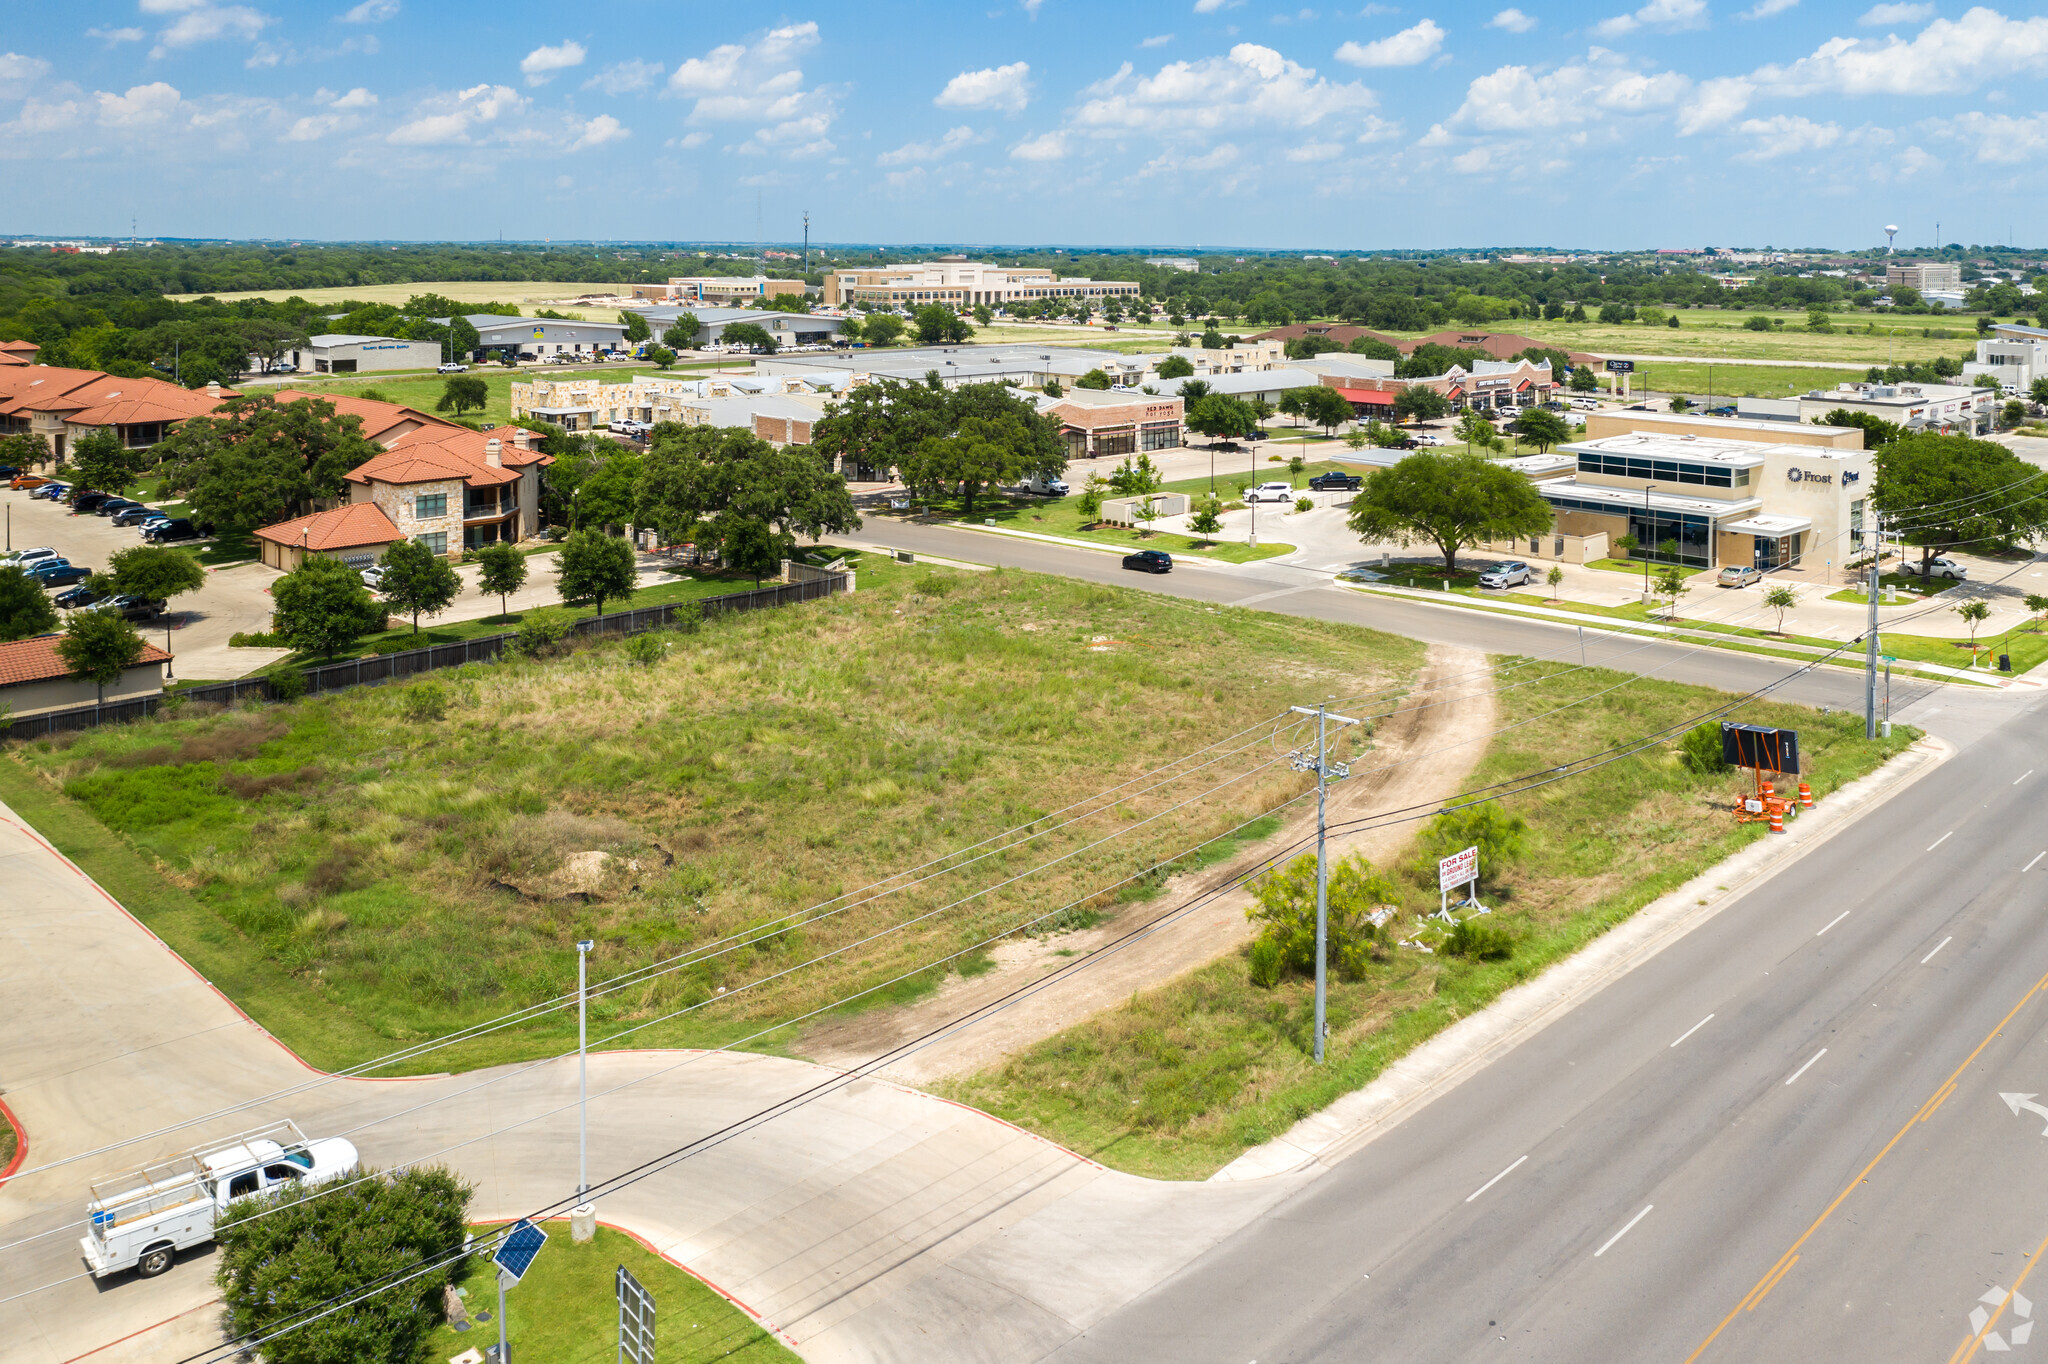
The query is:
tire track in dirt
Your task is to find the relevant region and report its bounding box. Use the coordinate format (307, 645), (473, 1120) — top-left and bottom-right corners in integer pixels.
(803, 643), (1498, 1084)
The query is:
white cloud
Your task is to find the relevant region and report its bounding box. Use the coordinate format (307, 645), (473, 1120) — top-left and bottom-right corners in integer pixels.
(1141, 33), (1174, 46)
(1068, 44), (1380, 137)
(569, 113), (628, 150)
(1192, 0), (1243, 12)
(1924, 109), (2048, 162)
(1009, 130), (1067, 160)
(520, 40), (586, 86)
(1335, 19), (1445, 67)
(670, 130), (710, 149)
(936, 61), (1032, 112)
(1678, 74), (1754, 132)
(1859, 2), (1934, 24)
(149, 4), (270, 58)
(1138, 142), (1242, 178)
(1490, 8), (1538, 32)
(585, 59), (663, 94)
(339, 0), (398, 20)
(667, 23), (838, 155)
(96, 82), (183, 127)
(0, 52), (51, 96)
(1283, 138), (1345, 160)
(1452, 144), (1500, 173)
(1450, 51), (1689, 130)
(1739, 0), (1798, 16)
(1592, 0), (1708, 39)
(387, 82), (525, 145)
(878, 124), (977, 164)
(1753, 9), (2048, 98)
(329, 85), (376, 108)
(86, 27), (147, 44)
(286, 111), (350, 140)
(1731, 112), (1843, 158)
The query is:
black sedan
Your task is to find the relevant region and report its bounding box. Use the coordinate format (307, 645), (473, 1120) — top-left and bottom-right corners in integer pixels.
(1122, 549), (1173, 574)
(110, 505), (160, 527)
(54, 584), (106, 609)
(29, 560), (91, 588)
(95, 498), (145, 518)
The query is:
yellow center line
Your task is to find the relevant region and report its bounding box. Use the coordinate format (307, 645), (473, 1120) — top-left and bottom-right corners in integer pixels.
(1746, 1254), (1799, 1311)
(1685, 969), (2048, 1364)
(1947, 1224), (2048, 1364)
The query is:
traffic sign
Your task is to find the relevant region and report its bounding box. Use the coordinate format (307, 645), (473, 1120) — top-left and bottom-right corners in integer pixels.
(617, 1264), (656, 1364)
(1438, 846), (1478, 893)
(493, 1219), (549, 1285)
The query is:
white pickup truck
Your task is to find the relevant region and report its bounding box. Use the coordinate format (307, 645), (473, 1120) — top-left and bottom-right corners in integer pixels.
(80, 1121), (359, 1280)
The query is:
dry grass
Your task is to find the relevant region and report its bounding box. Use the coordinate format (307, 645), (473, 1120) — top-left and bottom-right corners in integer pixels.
(12, 565), (1424, 1073)
(165, 279), (628, 320)
(939, 660), (1921, 1179)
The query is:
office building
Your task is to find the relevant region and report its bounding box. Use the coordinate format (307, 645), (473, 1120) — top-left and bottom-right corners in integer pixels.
(289, 334), (443, 375)
(630, 276), (808, 305)
(1963, 322), (2048, 395)
(821, 261), (1141, 310)
(1887, 262), (1964, 292)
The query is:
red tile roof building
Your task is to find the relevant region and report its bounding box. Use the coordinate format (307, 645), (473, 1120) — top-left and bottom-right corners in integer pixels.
(0, 368), (236, 460)
(253, 503), (405, 571)
(0, 634), (173, 718)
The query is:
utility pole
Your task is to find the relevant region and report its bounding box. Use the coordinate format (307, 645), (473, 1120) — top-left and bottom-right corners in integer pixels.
(1865, 515), (1882, 738)
(1289, 703), (1360, 1065)
(576, 938), (594, 1205)
(802, 210), (810, 274)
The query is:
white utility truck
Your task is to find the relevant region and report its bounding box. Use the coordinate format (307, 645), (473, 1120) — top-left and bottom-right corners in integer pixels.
(80, 1121), (359, 1279)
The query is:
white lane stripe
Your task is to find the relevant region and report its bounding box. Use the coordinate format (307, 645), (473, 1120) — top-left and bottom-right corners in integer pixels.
(1921, 936), (1953, 965)
(2027, 852), (2047, 873)
(1784, 1048), (1828, 1086)
(1466, 1155), (1528, 1203)
(2016, 770), (2035, 785)
(1816, 910), (1851, 936)
(1928, 831), (1953, 851)
(1595, 1205), (1654, 1258)
(1670, 1014), (1715, 1048)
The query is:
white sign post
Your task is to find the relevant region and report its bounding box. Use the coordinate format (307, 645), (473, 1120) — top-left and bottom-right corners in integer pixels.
(1438, 845), (1481, 921)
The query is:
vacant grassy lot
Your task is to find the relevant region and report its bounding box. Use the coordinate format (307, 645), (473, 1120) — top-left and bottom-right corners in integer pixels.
(940, 661), (1918, 1178)
(429, 1222), (796, 1364)
(284, 365), (640, 427)
(905, 490), (1294, 563)
(1376, 310), (1978, 367)
(4, 563), (1423, 1073)
(168, 280), (629, 319)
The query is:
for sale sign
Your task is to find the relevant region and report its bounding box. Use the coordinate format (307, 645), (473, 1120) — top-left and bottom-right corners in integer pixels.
(1438, 846), (1479, 893)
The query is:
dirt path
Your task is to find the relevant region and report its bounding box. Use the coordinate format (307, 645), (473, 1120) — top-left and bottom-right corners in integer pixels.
(803, 643), (1500, 1084)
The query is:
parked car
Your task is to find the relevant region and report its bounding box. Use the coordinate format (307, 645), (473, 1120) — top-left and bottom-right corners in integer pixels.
(87, 594), (165, 622)
(0, 464), (17, 480)
(111, 505), (160, 527)
(359, 564), (387, 590)
(1122, 549), (1173, 574)
(1477, 561), (1533, 589)
(32, 482), (70, 500)
(11, 473), (52, 489)
(436, 362), (469, 373)
(1020, 470), (1070, 496)
(1307, 471), (1362, 492)
(95, 498), (144, 518)
(29, 559), (91, 587)
(1244, 481), (1296, 503)
(135, 514), (170, 535)
(71, 491), (113, 514)
(1716, 565), (1764, 588)
(1412, 434), (1445, 446)
(54, 584), (106, 609)
(2, 546), (59, 568)
(141, 518), (200, 543)
(1906, 556), (1968, 580)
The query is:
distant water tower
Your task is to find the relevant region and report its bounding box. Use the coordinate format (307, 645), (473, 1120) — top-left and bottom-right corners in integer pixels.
(1884, 224), (1899, 254)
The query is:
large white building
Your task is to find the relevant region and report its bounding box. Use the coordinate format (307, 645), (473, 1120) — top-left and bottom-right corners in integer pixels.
(821, 260), (1141, 310)
(1796, 380), (1996, 436)
(1963, 322), (2048, 395)
(290, 334), (442, 374)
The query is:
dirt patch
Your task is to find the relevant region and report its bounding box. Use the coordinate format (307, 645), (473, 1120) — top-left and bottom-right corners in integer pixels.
(800, 642), (1499, 1083)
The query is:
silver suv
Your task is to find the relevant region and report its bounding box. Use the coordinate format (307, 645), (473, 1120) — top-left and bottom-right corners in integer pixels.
(1477, 561), (1533, 589)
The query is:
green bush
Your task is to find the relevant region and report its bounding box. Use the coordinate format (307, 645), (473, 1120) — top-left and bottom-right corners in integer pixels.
(623, 631), (668, 666)
(1246, 853), (1396, 980)
(1416, 802), (1528, 888)
(667, 600), (704, 634)
(1294, 496), (1314, 513)
(1248, 935), (1284, 989)
(1444, 918), (1515, 961)
(266, 667), (307, 701)
(1679, 722), (1730, 774)
(369, 634), (415, 656)
(401, 682), (448, 723)
(229, 630), (285, 648)
(514, 608), (574, 658)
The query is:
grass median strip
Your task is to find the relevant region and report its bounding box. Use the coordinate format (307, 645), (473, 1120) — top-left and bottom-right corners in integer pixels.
(7, 565), (1421, 1074)
(938, 660), (1919, 1180)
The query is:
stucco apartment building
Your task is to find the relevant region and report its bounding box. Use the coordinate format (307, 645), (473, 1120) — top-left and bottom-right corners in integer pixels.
(821, 260), (1141, 310)
(0, 367), (235, 461)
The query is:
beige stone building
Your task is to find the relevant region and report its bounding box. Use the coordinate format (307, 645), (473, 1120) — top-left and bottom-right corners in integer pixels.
(341, 424), (552, 555)
(630, 276), (807, 304)
(821, 260), (1141, 310)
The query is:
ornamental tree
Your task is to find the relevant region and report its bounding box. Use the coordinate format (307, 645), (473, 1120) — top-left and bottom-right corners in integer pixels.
(271, 555), (387, 658)
(1346, 450), (1555, 575)
(57, 608), (145, 704)
(376, 537), (462, 636)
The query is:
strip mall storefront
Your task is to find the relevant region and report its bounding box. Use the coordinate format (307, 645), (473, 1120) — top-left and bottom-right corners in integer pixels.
(1533, 433), (1873, 573)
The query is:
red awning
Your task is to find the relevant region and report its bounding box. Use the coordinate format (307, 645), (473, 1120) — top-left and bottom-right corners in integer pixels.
(1335, 388), (1396, 406)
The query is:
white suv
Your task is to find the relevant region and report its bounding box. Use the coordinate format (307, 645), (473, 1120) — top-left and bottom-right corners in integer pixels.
(1245, 482), (1296, 503)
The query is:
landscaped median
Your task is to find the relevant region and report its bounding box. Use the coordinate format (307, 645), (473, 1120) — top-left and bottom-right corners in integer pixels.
(938, 660), (1922, 1180)
(889, 494), (1295, 564)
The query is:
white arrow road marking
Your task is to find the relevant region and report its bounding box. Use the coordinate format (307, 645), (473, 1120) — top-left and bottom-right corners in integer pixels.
(2003, 1093), (2048, 1135)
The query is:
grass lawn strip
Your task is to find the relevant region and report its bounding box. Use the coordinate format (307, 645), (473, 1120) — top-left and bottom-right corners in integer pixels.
(428, 1222), (797, 1364)
(9, 564), (1424, 1075)
(938, 661), (1920, 1180)
(902, 489), (1294, 564)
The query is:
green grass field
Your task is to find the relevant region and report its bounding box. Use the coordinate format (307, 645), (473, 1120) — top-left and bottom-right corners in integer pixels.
(1373, 309), (1979, 367)
(168, 280), (631, 320)
(905, 491), (1295, 564)
(1617, 362), (1880, 399)
(5, 562), (1423, 1074)
(279, 365), (651, 427)
(940, 661), (1919, 1179)
(428, 1222), (797, 1364)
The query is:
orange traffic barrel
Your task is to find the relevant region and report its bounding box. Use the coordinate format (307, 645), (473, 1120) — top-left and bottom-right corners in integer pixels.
(1798, 782), (1813, 808)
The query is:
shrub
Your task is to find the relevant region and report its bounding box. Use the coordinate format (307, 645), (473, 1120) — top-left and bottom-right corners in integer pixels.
(1444, 918), (1515, 961)
(1294, 496), (1314, 513)
(1246, 853), (1396, 980)
(229, 630), (285, 648)
(1248, 935), (1284, 989)
(1678, 722), (1730, 774)
(514, 608), (574, 658)
(668, 600), (704, 634)
(266, 666), (307, 701)
(623, 630), (669, 666)
(369, 634), (415, 656)
(1416, 803), (1528, 889)
(401, 682), (448, 723)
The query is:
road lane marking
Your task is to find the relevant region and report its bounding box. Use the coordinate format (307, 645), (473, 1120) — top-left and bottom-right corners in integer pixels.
(1670, 1014), (1715, 1048)
(1951, 1226), (2048, 1364)
(1742, 1254), (1799, 1312)
(2017, 770), (2035, 785)
(1784, 1049), (1827, 1085)
(1923, 936), (1954, 964)
(1594, 1205), (1653, 1258)
(1686, 968), (2048, 1363)
(1917, 1079), (1959, 1125)
(1816, 911), (1850, 936)
(1465, 1155), (1527, 1203)
(1929, 831), (1954, 851)
(2027, 852), (2046, 873)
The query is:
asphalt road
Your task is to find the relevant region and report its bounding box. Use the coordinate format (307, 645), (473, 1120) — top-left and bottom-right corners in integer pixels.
(878, 518), (2048, 1362)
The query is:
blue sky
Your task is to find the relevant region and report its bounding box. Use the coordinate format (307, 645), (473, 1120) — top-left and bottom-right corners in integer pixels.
(3, 2), (2046, 249)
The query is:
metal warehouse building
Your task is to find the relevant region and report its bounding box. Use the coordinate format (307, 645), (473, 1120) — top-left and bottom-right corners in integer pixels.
(291, 334), (443, 374)
(466, 315), (628, 362)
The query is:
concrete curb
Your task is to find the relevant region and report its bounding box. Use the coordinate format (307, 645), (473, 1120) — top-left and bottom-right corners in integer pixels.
(1210, 733), (1956, 1182)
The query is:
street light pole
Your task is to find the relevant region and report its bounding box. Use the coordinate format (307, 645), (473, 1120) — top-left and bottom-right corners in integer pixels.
(1865, 514), (1882, 739)
(1642, 482), (1654, 596)
(1289, 703), (1359, 1065)
(575, 938), (593, 1202)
